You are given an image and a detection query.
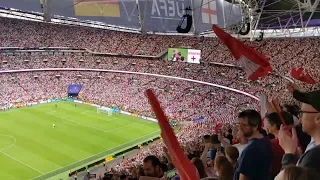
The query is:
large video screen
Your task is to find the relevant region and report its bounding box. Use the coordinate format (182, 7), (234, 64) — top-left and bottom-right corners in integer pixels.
(168, 48), (201, 64)
(68, 84), (83, 94)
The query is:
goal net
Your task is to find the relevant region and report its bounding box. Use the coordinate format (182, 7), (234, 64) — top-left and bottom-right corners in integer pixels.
(97, 107), (113, 116)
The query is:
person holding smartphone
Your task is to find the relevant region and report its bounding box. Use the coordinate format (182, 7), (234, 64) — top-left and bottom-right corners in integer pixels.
(209, 134), (225, 163)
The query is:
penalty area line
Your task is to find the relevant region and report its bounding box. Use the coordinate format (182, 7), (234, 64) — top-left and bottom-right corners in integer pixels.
(0, 151), (44, 175)
(47, 112), (107, 132)
(80, 111), (113, 122)
(47, 111), (136, 133)
(0, 135), (43, 174)
(29, 130), (161, 180)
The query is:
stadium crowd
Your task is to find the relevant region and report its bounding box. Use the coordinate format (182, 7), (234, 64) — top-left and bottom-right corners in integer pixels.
(97, 84), (320, 180)
(0, 17), (319, 80)
(0, 70), (253, 123)
(0, 17), (320, 180)
(1, 53), (318, 105)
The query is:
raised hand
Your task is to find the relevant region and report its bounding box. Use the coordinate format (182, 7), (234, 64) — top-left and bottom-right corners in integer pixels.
(287, 82), (299, 93)
(278, 125), (298, 154)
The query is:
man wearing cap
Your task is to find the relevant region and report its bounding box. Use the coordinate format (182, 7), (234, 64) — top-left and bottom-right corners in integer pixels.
(278, 83), (320, 174)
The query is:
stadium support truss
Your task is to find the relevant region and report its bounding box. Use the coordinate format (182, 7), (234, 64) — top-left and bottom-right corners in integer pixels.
(242, 0), (320, 39)
(0, 0), (319, 38)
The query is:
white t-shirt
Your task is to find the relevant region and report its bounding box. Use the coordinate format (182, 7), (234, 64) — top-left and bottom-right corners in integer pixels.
(233, 143), (248, 158)
(221, 138), (230, 147)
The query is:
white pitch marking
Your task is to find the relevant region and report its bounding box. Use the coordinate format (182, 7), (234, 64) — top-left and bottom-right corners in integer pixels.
(0, 134), (43, 174)
(29, 130), (160, 180)
(48, 111), (137, 132)
(80, 111), (113, 122)
(46, 112), (106, 132)
(0, 134), (16, 151)
(61, 118), (81, 126)
(0, 151), (44, 175)
(104, 123), (134, 132)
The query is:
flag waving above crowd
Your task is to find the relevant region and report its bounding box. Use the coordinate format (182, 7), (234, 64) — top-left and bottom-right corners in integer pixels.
(146, 89), (200, 180)
(212, 25), (272, 81)
(291, 67), (316, 84)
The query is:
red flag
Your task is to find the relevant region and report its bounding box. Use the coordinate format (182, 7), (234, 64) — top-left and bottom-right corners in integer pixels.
(291, 67), (316, 84)
(212, 25), (272, 80)
(271, 100), (287, 126)
(271, 100), (295, 132)
(146, 89), (199, 180)
(215, 123), (223, 134)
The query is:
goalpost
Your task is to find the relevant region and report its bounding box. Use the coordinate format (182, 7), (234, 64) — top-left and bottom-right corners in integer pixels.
(97, 107), (113, 116)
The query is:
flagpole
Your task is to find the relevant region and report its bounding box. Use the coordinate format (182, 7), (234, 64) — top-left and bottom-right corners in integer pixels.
(270, 68), (294, 83)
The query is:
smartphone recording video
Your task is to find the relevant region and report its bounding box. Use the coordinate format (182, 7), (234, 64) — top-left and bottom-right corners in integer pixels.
(167, 169), (177, 179)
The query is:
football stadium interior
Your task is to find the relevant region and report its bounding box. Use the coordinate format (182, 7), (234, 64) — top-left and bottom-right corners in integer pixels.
(0, 0), (320, 180)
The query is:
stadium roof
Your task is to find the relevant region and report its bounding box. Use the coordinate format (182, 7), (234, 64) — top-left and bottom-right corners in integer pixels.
(253, 0), (320, 29)
(0, 0), (319, 38)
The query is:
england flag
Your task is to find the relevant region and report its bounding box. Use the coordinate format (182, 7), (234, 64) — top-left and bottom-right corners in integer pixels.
(202, 0), (218, 24)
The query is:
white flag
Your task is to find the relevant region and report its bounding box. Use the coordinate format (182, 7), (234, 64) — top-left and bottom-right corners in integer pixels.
(202, 0), (218, 24)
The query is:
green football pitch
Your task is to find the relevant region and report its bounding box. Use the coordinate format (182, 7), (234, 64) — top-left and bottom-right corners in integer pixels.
(0, 102), (160, 180)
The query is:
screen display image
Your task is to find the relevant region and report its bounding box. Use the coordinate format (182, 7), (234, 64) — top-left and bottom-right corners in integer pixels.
(68, 84), (83, 94)
(168, 48), (201, 64)
(168, 48), (188, 62)
(167, 169), (177, 179)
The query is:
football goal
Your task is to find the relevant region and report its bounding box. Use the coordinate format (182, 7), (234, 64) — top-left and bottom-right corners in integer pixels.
(97, 107), (113, 116)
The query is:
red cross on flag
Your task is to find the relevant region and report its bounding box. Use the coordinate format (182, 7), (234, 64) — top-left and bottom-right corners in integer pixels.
(212, 25), (272, 81)
(187, 49), (201, 64)
(202, 0), (218, 24)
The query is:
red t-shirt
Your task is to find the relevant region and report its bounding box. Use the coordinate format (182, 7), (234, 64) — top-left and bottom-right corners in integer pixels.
(270, 138), (284, 177)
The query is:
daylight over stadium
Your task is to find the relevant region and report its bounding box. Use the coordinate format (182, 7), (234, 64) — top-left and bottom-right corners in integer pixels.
(0, 0), (320, 180)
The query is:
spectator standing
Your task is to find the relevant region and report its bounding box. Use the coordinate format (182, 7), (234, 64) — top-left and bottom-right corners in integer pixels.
(275, 166), (320, 180)
(234, 110), (272, 180)
(142, 156), (164, 178)
(305, 137), (315, 152)
(266, 111), (294, 178)
(279, 84), (320, 174)
(191, 157), (208, 179)
(232, 130), (248, 158)
(214, 156), (234, 180)
(225, 146), (239, 168)
(219, 129), (248, 159)
(203, 135), (211, 144)
(282, 104), (300, 125)
(209, 134), (225, 162)
(226, 129), (233, 145)
(295, 123), (311, 153)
